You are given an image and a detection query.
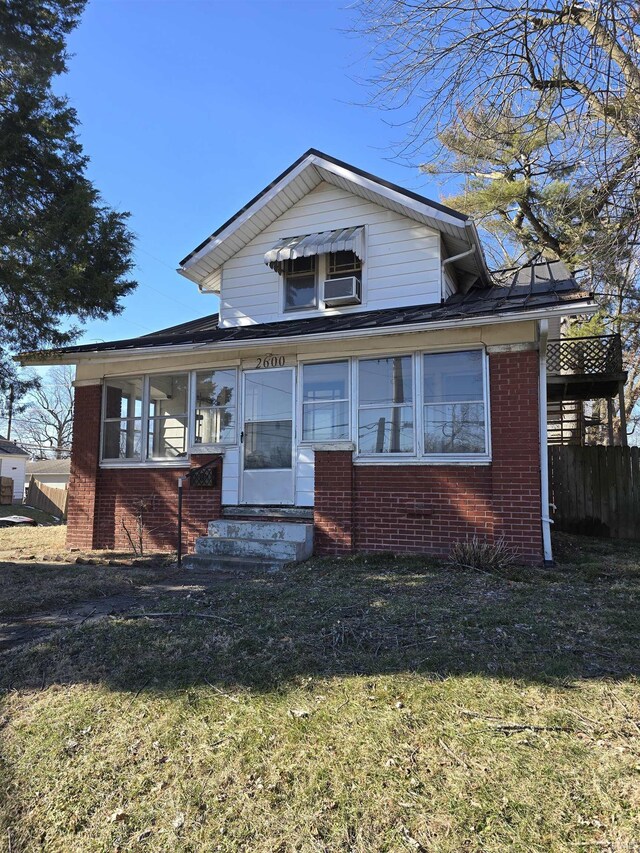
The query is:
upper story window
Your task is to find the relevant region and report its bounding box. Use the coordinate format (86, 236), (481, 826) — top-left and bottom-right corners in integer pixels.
(283, 256), (317, 311)
(327, 250), (361, 280)
(265, 227), (366, 313)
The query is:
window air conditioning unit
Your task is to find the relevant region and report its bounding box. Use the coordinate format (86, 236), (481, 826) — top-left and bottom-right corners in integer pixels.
(322, 276), (361, 307)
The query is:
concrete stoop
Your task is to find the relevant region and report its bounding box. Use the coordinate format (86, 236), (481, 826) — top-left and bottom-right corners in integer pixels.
(183, 519), (314, 573)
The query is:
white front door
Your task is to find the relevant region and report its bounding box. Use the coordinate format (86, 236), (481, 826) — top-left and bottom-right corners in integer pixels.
(241, 368), (295, 505)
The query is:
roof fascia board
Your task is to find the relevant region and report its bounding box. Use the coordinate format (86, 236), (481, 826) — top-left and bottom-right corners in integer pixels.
(181, 159), (320, 271)
(314, 155), (466, 229)
(19, 298), (595, 366)
(178, 151), (480, 285)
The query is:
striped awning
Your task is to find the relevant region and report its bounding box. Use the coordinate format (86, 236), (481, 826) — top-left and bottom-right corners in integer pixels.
(264, 226), (365, 269)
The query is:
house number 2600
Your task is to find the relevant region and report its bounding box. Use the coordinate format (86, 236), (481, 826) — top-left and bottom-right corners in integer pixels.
(256, 354), (286, 368)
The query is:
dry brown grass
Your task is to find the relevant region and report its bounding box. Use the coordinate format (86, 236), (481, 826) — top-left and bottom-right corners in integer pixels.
(0, 524), (176, 617)
(0, 534), (639, 851)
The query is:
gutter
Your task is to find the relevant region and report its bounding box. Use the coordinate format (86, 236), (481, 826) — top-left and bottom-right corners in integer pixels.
(538, 319), (554, 565)
(17, 298), (596, 367)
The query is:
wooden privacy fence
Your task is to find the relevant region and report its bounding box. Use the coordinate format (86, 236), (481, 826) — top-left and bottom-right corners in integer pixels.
(548, 445), (640, 540)
(24, 477), (69, 520)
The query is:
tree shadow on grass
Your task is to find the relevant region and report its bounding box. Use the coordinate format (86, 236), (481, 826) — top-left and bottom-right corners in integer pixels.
(1, 535), (639, 694)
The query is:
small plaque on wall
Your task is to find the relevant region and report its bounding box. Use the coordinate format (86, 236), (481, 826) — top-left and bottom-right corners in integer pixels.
(189, 466), (219, 489)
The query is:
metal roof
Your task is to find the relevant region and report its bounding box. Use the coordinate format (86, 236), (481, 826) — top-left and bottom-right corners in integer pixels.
(265, 226), (366, 269)
(31, 262), (590, 359)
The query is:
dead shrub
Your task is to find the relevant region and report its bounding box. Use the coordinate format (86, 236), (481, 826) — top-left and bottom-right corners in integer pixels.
(448, 536), (519, 575)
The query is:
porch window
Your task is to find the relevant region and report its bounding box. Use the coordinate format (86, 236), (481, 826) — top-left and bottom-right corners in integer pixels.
(302, 361), (349, 441)
(147, 374), (189, 459)
(358, 356), (414, 454)
(283, 256), (317, 311)
(194, 368), (237, 444)
(423, 351), (487, 454)
(102, 377), (143, 460)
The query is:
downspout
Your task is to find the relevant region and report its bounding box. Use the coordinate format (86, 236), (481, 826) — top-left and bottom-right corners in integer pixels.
(441, 246), (476, 300)
(538, 319), (553, 565)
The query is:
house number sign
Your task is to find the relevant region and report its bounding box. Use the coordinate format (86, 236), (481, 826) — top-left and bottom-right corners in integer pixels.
(255, 354), (286, 368)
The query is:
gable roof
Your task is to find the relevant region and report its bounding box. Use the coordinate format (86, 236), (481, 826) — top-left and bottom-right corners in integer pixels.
(0, 437), (29, 457)
(178, 149), (492, 293)
(26, 458), (70, 475)
(25, 262), (592, 361)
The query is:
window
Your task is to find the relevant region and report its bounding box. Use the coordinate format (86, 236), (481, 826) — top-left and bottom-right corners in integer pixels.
(302, 361), (349, 441)
(327, 250), (361, 280)
(147, 374), (189, 459)
(102, 377), (143, 460)
(283, 256), (317, 311)
(423, 351), (487, 454)
(194, 368), (237, 444)
(358, 356), (414, 454)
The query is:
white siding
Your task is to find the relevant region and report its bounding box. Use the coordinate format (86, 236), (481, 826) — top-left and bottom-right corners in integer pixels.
(0, 456), (27, 502)
(295, 446), (315, 506)
(221, 447), (240, 505)
(219, 182), (442, 327)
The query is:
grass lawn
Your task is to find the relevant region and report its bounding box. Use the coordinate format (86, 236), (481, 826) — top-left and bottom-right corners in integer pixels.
(0, 522), (176, 617)
(1, 533), (639, 851)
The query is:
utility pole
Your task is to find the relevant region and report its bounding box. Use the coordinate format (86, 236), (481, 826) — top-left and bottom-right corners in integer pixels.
(6, 385), (14, 440)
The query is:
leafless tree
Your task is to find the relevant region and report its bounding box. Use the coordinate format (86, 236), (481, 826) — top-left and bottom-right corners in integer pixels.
(354, 1), (640, 440)
(15, 366), (74, 458)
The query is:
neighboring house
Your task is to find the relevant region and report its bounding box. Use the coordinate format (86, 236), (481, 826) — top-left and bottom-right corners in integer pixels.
(25, 458), (71, 491)
(22, 150), (604, 564)
(0, 437), (29, 502)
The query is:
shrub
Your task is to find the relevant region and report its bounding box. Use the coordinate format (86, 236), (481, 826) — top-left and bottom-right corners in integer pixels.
(448, 536), (519, 574)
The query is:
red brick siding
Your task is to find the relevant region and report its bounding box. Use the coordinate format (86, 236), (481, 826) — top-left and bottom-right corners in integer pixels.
(353, 465), (494, 555)
(313, 450), (354, 554)
(67, 384), (220, 551)
(314, 350), (543, 563)
(489, 350), (541, 560)
(66, 385), (102, 549)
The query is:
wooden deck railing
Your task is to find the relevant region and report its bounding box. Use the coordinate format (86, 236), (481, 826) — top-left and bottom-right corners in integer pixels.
(547, 334), (622, 377)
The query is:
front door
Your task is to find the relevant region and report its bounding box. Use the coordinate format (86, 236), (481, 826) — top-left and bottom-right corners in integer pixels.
(241, 368), (295, 505)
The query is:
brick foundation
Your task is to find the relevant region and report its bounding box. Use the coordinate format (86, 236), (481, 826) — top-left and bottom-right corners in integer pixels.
(314, 350), (543, 563)
(66, 384), (221, 552)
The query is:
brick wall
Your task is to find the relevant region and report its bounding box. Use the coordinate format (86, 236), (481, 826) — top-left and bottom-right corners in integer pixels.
(314, 450), (354, 555)
(67, 384), (221, 552)
(314, 350), (543, 563)
(66, 385), (102, 550)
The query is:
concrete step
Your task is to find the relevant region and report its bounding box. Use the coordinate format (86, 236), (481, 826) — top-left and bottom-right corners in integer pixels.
(208, 519), (313, 548)
(222, 505), (314, 521)
(195, 535), (306, 562)
(182, 554), (287, 574)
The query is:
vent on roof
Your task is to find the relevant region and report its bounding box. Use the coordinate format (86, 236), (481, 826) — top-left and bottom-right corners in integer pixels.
(322, 276), (361, 307)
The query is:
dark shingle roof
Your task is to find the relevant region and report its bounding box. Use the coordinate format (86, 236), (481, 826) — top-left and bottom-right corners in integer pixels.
(32, 261), (591, 358)
(0, 438), (29, 456)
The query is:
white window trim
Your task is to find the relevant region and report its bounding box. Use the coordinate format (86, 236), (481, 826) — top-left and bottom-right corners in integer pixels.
(100, 367), (239, 467)
(417, 347), (492, 464)
(98, 348), (491, 469)
(276, 231), (368, 320)
(298, 357), (351, 445)
(355, 353), (418, 458)
(190, 366), (239, 450)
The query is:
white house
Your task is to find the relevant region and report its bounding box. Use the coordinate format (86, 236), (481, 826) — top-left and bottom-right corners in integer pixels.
(22, 150), (599, 565)
(0, 437), (29, 502)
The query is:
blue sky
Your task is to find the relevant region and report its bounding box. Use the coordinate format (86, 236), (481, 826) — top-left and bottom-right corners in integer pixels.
(60, 0), (436, 345)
